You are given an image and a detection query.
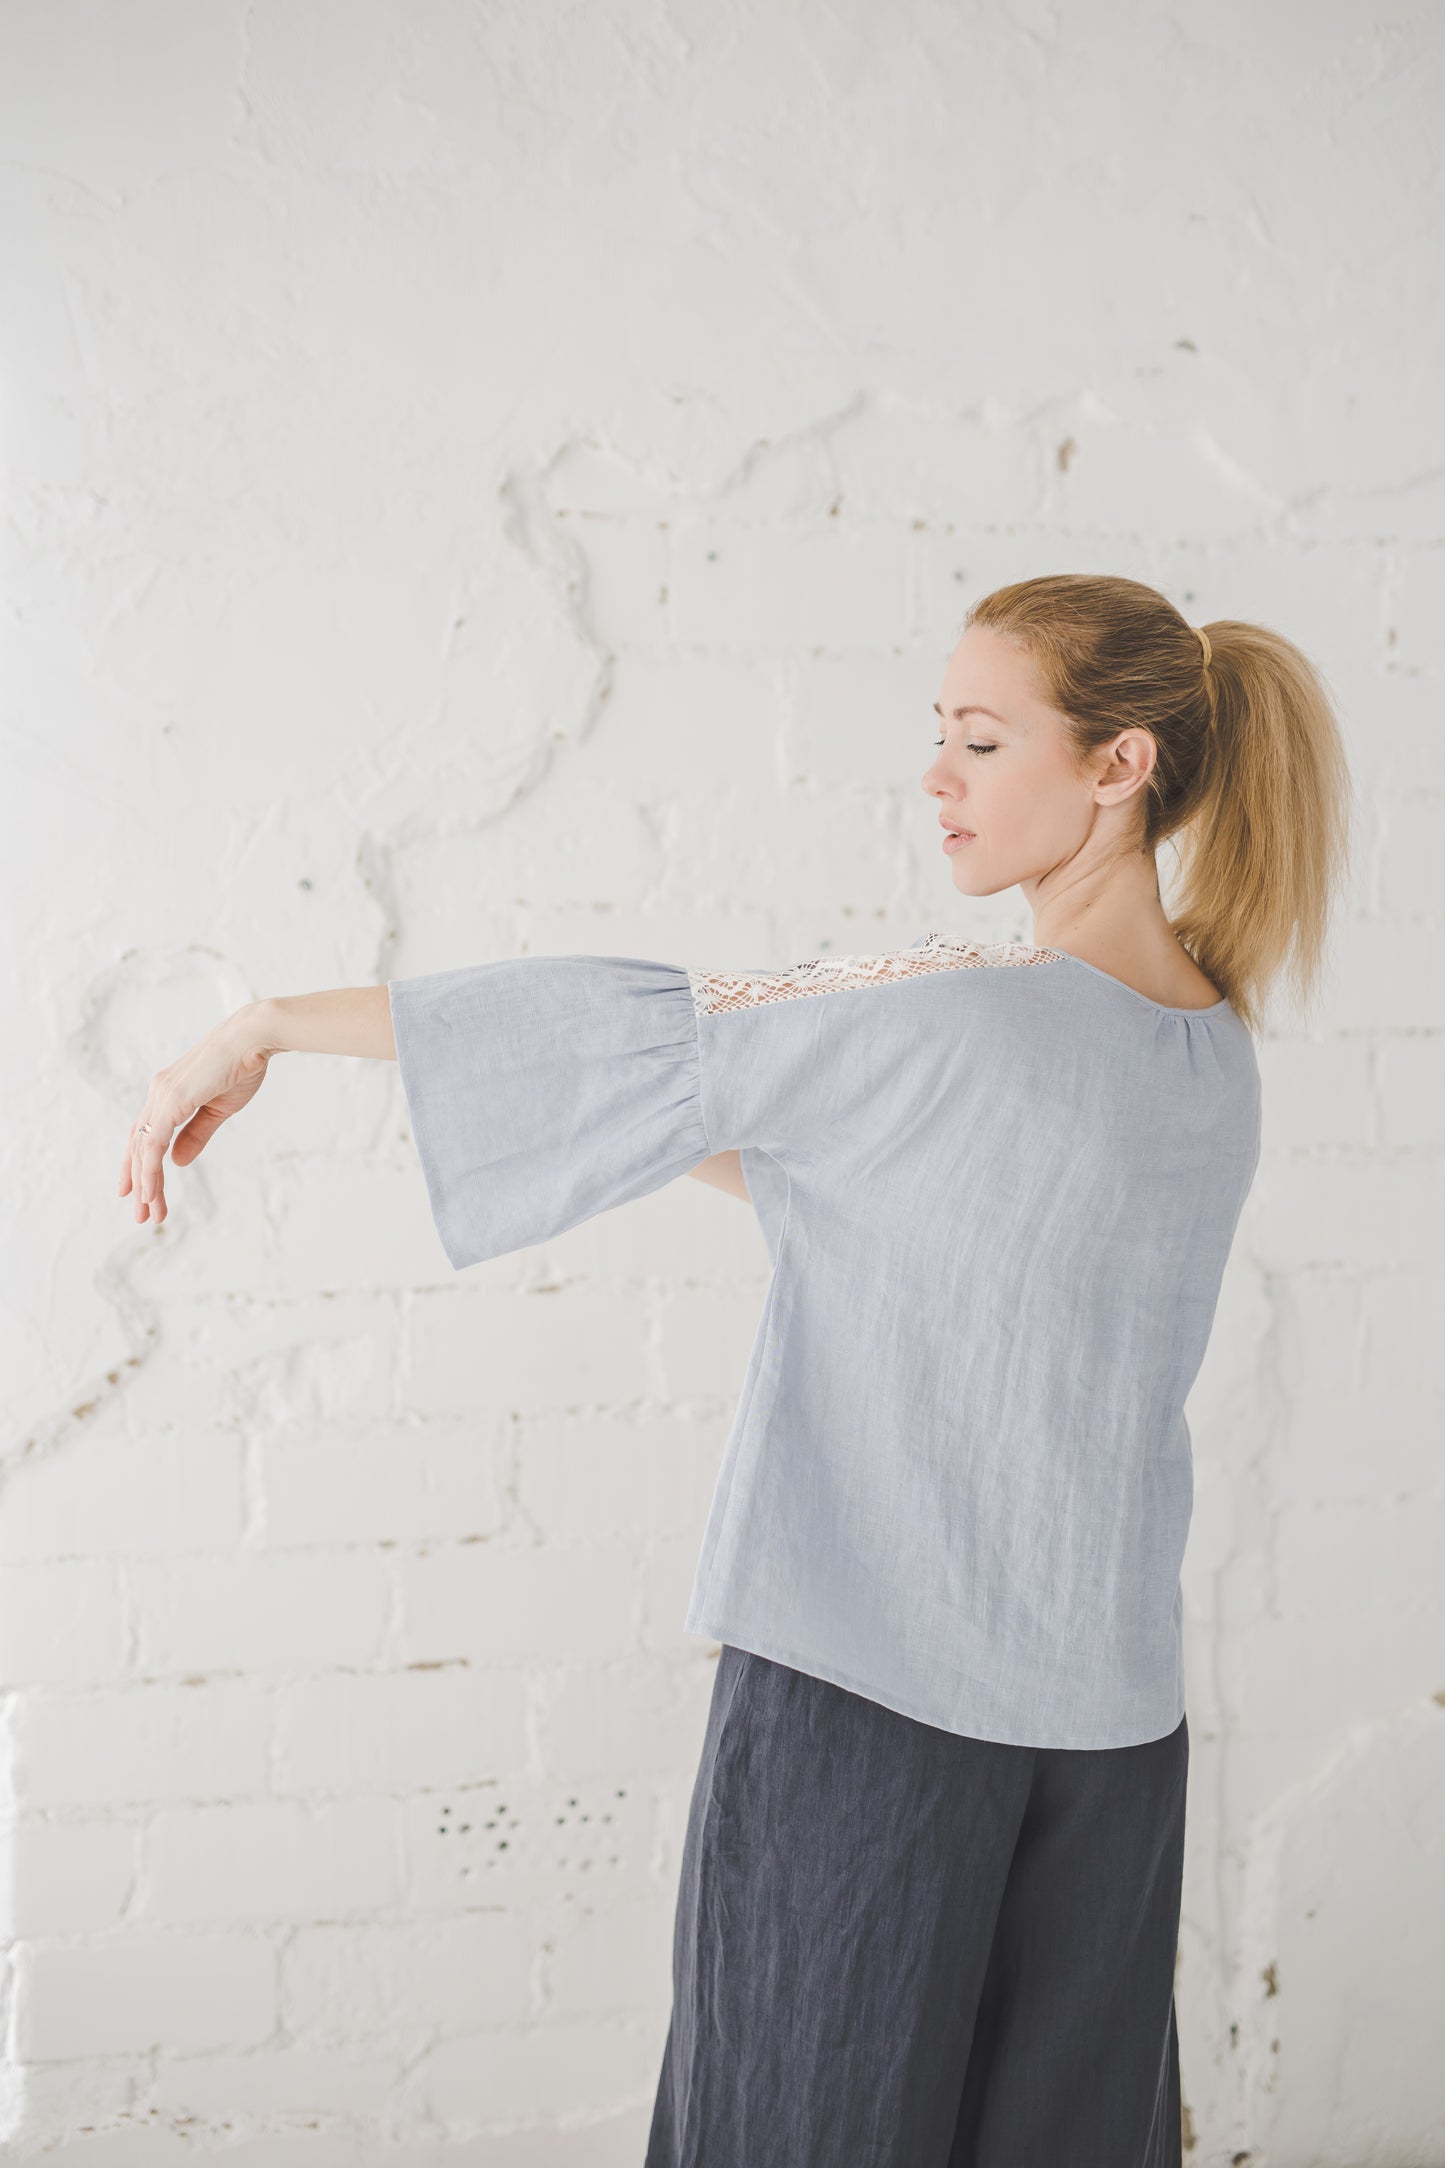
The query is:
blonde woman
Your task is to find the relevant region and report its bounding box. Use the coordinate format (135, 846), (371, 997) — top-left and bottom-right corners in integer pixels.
(121, 573), (1351, 2166)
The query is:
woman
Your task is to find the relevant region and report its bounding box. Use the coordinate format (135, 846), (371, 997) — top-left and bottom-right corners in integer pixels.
(120, 573), (1351, 2166)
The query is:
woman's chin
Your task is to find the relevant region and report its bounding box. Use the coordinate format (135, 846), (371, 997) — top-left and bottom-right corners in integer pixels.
(948, 858), (990, 896)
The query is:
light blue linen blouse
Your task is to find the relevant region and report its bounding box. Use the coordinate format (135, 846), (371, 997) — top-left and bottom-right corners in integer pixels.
(387, 930), (1262, 1750)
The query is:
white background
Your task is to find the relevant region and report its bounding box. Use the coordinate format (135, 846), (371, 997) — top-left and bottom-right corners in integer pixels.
(2, 1), (1442, 2160)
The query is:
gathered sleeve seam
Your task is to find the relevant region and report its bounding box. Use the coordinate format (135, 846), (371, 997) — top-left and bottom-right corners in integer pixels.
(683, 972), (716, 1159)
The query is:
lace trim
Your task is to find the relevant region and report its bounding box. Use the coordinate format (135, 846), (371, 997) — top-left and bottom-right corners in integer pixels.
(687, 932), (1065, 1016)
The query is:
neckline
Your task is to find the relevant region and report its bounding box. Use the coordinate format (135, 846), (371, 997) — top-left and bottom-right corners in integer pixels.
(1048, 948), (1230, 1017)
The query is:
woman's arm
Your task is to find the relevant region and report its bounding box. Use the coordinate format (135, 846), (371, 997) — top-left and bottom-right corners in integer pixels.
(122, 989), (751, 1228)
(687, 1150), (751, 1203)
(257, 996), (751, 1204)
(249, 988), (396, 1059)
(255, 997), (753, 1210)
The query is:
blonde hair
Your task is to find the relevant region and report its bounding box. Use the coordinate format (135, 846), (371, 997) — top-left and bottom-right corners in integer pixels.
(963, 573), (1354, 1034)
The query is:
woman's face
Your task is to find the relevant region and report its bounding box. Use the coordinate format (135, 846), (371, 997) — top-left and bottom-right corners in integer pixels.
(920, 624), (1151, 898)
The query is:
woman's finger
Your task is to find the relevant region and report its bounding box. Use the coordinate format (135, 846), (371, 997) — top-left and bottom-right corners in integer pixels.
(121, 1114), (154, 1216)
(168, 1102), (224, 1167)
(129, 1090), (188, 1224)
(132, 1108), (171, 1225)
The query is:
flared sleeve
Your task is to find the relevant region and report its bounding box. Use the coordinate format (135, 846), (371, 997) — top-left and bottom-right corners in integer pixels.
(388, 953), (713, 1270)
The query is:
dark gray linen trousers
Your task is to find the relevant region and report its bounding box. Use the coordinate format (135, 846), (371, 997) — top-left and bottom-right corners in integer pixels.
(645, 1644), (1189, 2168)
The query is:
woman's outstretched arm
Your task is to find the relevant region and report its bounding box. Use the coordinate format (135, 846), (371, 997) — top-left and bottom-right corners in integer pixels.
(121, 989), (751, 1228)
(259, 993), (751, 1203)
(263, 994), (754, 1205)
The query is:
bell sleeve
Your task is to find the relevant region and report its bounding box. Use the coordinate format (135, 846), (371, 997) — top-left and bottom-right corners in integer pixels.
(387, 952), (714, 1270)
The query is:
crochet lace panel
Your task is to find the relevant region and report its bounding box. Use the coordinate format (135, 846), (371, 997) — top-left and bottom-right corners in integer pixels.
(687, 932), (1066, 1016)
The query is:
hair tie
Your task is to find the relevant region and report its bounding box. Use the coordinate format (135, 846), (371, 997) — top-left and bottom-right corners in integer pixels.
(1194, 624), (1212, 671)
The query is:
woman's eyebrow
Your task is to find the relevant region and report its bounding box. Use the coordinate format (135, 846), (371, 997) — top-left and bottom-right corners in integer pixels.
(933, 702), (1008, 724)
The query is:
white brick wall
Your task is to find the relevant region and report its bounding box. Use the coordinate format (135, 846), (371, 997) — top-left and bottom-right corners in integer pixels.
(3, 2), (1442, 2161)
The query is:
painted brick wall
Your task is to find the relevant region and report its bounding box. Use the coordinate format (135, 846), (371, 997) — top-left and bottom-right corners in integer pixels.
(2, 2), (1442, 2161)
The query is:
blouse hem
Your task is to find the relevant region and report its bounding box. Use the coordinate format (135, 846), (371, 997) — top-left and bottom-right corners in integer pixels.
(683, 1614), (1186, 1754)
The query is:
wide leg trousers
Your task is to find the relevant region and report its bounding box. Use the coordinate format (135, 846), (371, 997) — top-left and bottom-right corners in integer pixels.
(645, 1644), (1189, 2168)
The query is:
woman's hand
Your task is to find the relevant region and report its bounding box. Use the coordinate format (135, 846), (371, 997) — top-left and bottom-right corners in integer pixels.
(119, 1004), (276, 1228)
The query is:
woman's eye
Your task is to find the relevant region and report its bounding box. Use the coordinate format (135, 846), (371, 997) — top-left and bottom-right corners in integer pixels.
(967, 743), (997, 756)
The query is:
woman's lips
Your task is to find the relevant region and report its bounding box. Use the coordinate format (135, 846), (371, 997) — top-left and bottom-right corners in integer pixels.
(942, 830), (974, 852)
